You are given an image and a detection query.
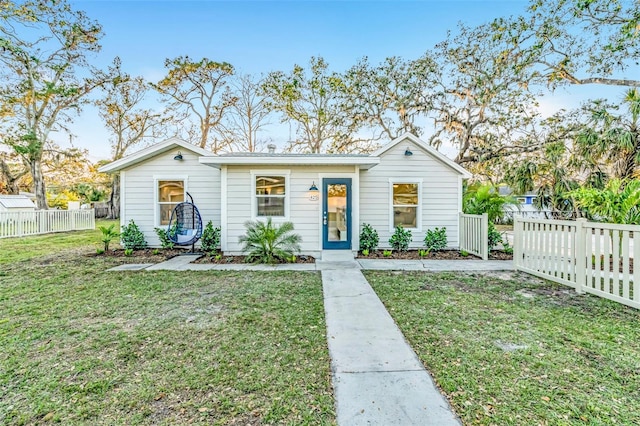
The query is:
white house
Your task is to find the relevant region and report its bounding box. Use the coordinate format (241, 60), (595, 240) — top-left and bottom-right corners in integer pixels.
(0, 195), (37, 212)
(99, 133), (472, 256)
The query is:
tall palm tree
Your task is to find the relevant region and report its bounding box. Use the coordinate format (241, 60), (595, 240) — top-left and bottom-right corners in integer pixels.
(577, 89), (640, 181)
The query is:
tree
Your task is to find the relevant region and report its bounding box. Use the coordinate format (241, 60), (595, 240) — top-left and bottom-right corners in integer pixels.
(491, 0), (640, 88)
(214, 74), (272, 152)
(0, 0), (103, 209)
(262, 57), (352, 153)
(341, 54), (437, 141)
(429, 23), (540, 170)
(0, 151), (28, 194)
(504, 112), (584, 216)
(151, 56), (236, 151)
(97, 57), (167, 218)
(577, 88), (640, 181)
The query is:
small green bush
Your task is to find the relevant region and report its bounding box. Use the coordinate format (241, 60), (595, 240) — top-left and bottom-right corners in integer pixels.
(460, 250), (469, 257)
(361, 249), (370, 256)
(124, 248), (134, 256)
(502, 235), (514, 255)
(488, 223), (502, 250)
(154, 227), (175, 250)
(239, 218), (301, 264)
(359, 223), (379, 252)
(383, 250), (393, 257)
(418, 248), (430, 257)
(389, 225), (412, 252)
(201, 221), (221, 253)
(98, 223), (119, 252)
(424, 227), (447, 251)
(121, 220), (147, 250)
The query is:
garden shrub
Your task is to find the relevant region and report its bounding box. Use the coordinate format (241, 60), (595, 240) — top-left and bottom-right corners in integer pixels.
(389, 225), (412, 252)
(359, 223), (379, 252)
(239, 218), (301, 264)
(201, 221), (221, 253)
(154, 227), (175, 250)
(488, 223), (502, 250)
(121, 220), (147, 250)
(424, 227), (447, 251)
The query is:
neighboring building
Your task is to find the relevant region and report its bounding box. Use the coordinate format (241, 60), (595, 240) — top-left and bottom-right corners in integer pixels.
(99, 133), (472, 256)
(0, 195), (37, 212)
(499, 186), (546, 220)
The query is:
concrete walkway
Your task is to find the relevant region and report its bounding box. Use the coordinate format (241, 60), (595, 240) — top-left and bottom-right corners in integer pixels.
(321, 253), (460, 425)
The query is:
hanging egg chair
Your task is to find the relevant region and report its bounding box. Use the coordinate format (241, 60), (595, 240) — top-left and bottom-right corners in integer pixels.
(167, 192), (203, 251)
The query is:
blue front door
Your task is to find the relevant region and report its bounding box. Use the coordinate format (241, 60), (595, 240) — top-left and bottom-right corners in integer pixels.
(322, 178), (352, 250)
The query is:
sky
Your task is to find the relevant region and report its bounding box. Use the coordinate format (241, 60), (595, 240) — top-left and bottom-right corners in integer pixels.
(57, 0), (624, 161)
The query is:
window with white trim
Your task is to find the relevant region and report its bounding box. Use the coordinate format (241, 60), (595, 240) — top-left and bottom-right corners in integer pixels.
(392, 182), (420, 229)
(255, 175), (286, 217)
(158, 180), (184, 225)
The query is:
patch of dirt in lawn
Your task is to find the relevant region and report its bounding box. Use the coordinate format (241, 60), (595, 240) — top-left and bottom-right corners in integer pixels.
(358, 250), (512, 260)
(193, 253), (315, 264)
(86, 248), (183, 263)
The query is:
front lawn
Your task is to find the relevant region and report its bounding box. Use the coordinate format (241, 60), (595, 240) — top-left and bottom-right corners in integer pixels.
(366, 271), (640, 425)
(0, 232), (334, 425)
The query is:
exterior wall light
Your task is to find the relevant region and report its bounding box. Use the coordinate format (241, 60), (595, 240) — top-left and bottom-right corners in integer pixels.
(308, 182), (319, 201)
(404, 148), (413, 156)
(174, 151), (183, 161)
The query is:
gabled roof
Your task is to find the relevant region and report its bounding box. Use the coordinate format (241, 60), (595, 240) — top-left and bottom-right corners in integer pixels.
(373, 133), (472, 178)
(0, 195), (36, 209)
(98, 138), (213, 173)
(199, 153), (380, 169)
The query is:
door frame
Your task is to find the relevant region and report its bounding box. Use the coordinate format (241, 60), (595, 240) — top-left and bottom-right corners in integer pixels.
(322, 177), (353, 250)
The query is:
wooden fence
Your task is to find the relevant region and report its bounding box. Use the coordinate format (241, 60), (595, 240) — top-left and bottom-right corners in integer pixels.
(514, 217), (640, 310)
(0, 209), (95, 239)
(459, 213), (488, 260)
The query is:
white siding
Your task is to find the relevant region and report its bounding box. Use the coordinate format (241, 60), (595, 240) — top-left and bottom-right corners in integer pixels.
(359, 140), (463, 249)
(224, 165), (354, 255)
(121, 148), (221, 247)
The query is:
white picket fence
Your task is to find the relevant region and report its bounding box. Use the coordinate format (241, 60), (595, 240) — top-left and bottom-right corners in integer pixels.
(459, 213), (488, 260)
(0, 209), (95, 238)
(514, 217), (640, 310)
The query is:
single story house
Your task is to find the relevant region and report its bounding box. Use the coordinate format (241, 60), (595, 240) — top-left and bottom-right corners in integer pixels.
(99, 133), (472, 256)
(0, 195), (37, 212)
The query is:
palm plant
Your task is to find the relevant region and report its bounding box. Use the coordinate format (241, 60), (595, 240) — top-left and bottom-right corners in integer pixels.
(239, 218), (301, 264)
(577, 89), (640, 181)
(98, 224), (119, 252)
(571, 179), (640, 225)
(463, 183), (517, 223)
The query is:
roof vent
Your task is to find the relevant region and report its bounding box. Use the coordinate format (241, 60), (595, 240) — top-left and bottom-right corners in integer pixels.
(267, 144), (277, 154)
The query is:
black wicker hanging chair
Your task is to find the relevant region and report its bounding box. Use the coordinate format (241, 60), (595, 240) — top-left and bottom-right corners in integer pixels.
(167, 192), (203, 251)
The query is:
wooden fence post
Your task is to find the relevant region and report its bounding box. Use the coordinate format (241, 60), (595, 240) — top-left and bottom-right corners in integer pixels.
(513, 215), (520, 269)
(574, 218), (587, 294)
(481, 213), (488, 261)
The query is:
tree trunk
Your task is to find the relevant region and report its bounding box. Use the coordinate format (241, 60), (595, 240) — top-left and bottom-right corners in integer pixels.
(107, 174), (120, 219)
(30, 159), (48, 210)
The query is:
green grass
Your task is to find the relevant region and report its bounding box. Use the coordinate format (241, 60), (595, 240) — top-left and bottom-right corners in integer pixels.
(366, 271), (640, 425)
(0, 230), (334, 425)
(0, 219), (117, 264)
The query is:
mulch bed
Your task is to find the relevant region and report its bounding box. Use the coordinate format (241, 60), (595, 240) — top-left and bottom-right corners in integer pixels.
(357, 250), (513, 261)
(87, 248), (183, 263)
(194, 253), (316, 264)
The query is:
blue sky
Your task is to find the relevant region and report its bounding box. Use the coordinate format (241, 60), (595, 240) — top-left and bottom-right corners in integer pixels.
(62, 0), (620, 160)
